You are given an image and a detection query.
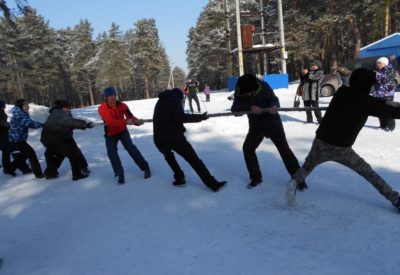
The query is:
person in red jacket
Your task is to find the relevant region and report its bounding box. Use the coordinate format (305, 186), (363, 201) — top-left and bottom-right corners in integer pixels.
(98, 87), (151, 184)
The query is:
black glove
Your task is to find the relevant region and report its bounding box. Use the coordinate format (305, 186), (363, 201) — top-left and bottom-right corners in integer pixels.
(85, 122), (95, 129)
(200, 112), (209, 121)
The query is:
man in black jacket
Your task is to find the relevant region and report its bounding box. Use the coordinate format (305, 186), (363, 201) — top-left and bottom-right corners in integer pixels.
(286, 68), (400, 211)
(153, 88), (226, 192)
(231, 74), (307, 190)
(41, 100), (93, 181)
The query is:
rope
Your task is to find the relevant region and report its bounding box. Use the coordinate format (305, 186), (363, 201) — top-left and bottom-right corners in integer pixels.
(140, 106), (328, 123)
(92, 106), (328, 125)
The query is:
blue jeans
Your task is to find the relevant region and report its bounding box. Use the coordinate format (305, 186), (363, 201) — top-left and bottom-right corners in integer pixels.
(104, 129), (149, 177)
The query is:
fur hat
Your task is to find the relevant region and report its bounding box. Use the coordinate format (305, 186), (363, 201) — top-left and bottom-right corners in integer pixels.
(0, 100), (5, 109)
(376, 57), (389, 67)
(236, 74), (259, 95)
(104, 87), (117, 98)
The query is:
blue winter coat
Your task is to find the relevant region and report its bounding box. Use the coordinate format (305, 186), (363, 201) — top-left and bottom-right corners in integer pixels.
(9, 106), (42, 143)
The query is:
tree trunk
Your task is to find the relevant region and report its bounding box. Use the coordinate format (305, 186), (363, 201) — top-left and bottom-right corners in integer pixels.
(349, 17), (361, 59)
(86, 74), (94, 106)
(144, 76), (150, 99)
(385, 0), (390, 36)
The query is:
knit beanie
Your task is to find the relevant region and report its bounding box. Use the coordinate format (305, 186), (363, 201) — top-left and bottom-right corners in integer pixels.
(0, 100), (5, 109)
(236, 74), (259, 95)
(376, 57), (389, 66)
(104, 87), (117, 98)
(172, 88), (184, 100)
(15, 99), (28, 109)
(349, 68), (376, 94)
(310, 60), (322, 69)
(55, 100), (71, 109)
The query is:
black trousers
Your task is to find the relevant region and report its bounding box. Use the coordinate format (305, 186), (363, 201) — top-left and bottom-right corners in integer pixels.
(303, 100), (322, 123)
(188, 93), (201, 113)
(10, 141), (43, 177)
(44, 138), (88, 177)
(44, 141), (87, 178)
(378, 96), (395, 131)
(243, 128), (301, 181)
(155, 136), (217, 187)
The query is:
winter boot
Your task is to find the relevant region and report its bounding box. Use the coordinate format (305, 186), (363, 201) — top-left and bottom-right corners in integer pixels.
(297, 181), (308, 192)
(72, 173), (88, 181)
(118, 174), (125, 185)
(208, 181), (227, 192)
(247, 179), (262, 189)
(285, 179), (297, 206)
(392, 196), (400, 212)
(173, 178), (186, 187)
(144, 169), (151, 179)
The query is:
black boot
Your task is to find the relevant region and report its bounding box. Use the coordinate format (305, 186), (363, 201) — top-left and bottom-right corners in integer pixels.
(297, 181), (308, 191)
(247, 179), (262, 189)
(208, 181), (227, 192)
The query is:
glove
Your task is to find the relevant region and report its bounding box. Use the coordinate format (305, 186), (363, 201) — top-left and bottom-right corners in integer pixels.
(200, 112), (209, 121)
(85, 122), (95, 129)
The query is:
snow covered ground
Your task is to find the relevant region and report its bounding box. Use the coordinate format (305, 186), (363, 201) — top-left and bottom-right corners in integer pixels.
(1, 84), (400, 275)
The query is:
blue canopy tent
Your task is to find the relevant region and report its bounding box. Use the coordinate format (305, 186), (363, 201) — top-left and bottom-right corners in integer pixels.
(359, 33), (400, 58)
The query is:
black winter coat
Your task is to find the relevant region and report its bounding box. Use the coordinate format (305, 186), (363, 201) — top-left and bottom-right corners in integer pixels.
(231, 80), (283, 135)
(0, 109), (9, 143)
(316, 70), (400, 147)
(153, 89), (204, 143)
(40, 108), (87, 146)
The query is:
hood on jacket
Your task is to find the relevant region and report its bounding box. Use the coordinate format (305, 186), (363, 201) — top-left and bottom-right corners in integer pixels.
(349, 68), (376, 95)
(158, 88), (184, 101)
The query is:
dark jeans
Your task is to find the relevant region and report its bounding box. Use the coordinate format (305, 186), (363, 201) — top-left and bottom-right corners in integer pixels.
(155, 136), (217, 187)
(10, 141), (43, 177)
(105, 129), (149, 177)
(243, 128), (301, 182)
(0, 141), (12, 171)
(304, 100), (322, 123)
(188, 93), (201, 113)
(378, 96), (395, 131)
(44, 139), (88, 178)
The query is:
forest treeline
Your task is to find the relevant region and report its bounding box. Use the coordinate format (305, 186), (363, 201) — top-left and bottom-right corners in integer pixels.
(0, 0), (399, 106)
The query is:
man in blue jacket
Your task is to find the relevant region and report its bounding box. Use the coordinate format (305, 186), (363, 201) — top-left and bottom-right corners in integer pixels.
(231, 74), (307, 190)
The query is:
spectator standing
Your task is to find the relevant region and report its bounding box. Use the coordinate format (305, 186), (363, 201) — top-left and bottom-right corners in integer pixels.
(301, 60), (324, 123)
(371, 56), (397, 131)
(98, 87), (151, 184)
(204, 83), (211, 102)
(185, 79), (201, 113)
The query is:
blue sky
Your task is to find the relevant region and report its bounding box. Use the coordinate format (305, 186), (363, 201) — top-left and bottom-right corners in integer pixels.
(18, 0), (210, 73)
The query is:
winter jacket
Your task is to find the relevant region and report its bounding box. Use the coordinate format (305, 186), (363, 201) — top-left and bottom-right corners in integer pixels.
(98, 101), (137, 137)
(372, 63), (396, 98)
(231, 80), (283, 135)
(40, 108), (87, 146)
(153, 89), (204, 143)
(9, 106), (42, 143)
(0, 108), (9, 143)
(185, 81), (199, 95)
(316, 68), (400, 147)
(204, 86), (211, 95)
(302, 69), (324, 101)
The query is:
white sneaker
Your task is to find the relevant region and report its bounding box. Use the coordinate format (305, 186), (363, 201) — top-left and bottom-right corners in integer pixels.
(285, 179), (297, 206)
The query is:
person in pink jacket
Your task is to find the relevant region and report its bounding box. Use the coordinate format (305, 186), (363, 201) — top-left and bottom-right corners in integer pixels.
(203, 83), (211, 102)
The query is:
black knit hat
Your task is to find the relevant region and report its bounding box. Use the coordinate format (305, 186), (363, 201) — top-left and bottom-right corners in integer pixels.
(349, 68), (376, 94)
(171, 88), (184, 100)
(15, 99), (28, 109)
(55, 100), (71, 109)
(104, 87), (117, 98)
(236, 74), (259, 95)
